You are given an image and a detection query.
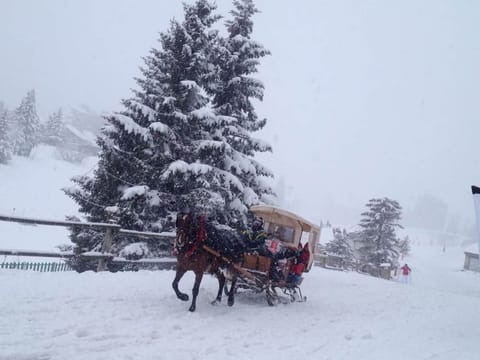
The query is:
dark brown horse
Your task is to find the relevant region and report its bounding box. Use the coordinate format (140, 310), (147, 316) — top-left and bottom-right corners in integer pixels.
(172, 213), (236, 312)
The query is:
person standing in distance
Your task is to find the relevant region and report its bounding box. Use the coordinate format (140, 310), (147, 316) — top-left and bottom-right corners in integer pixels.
(400, 263), (412, 284)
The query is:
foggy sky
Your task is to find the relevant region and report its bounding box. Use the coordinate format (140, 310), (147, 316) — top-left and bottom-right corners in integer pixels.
(1, 0), (479, 230)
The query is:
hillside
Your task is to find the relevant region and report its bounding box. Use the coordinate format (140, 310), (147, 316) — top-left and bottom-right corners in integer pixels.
(0, 145), (97, 252)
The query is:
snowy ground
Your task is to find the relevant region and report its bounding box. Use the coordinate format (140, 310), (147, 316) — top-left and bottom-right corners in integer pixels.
(2, 244), (480, 360)
(2, 146), (480, 359)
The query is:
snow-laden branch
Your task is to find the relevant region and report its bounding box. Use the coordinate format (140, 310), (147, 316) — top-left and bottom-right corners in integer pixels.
(121, 185), (150, 200)
(161, 160), (211, 179)
(149, 122), (175, 139)
(131, 100), (158, 122)
(114, 114), (151, 141)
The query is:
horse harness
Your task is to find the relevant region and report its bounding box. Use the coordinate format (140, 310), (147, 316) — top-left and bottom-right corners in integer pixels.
(174, 213), (208, 258)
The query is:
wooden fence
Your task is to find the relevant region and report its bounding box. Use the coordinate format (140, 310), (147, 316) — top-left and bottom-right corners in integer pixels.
(0, 261), (72, 272)
(0, 214), (176, 272)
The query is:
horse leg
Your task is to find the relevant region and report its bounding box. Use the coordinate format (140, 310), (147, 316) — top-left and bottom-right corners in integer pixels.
(227, 275), (237, 307)
(211, 271), (225, 305)
(172, 268), (189, 301)
(189, 271), (204, 312)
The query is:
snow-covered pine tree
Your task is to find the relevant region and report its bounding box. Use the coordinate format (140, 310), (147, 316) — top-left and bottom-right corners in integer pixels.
(398, 235), (411, 259)
(41, 108), (65, 146)
(357, 197), (403, 267)
(0, 105), (11, 164)
(325, 227), (354, 267)
(65, 0), (256, 264)
(209, 0), (274, 225)
(12, 90), (40, 156)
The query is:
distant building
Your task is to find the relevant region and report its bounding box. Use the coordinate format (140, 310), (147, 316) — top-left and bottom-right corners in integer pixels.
(56, 106), (102, 162)
(463, 244), (479, 272)
(57, 124), (98, 162)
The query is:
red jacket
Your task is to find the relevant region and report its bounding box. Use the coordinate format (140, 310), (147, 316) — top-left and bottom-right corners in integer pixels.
(400, 265), (411, 275)
(299, 244), (310, 265)
(290, 245), (311, 275)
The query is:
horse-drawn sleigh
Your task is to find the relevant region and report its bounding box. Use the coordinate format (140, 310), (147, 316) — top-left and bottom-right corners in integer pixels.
(172, 205), (320, 311)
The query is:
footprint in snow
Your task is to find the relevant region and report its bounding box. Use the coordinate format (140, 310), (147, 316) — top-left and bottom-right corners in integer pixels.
(75, 329), (89, 338)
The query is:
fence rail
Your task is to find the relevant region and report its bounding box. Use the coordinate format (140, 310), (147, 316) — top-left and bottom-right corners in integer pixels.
(0, 249), (74, 258)
(0, 213), (176, 272)
(0, 261), (72, 272)
(0, 214), (120, 229)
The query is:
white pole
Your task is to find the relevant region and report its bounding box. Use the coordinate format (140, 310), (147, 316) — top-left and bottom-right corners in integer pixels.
(470, 186), (480, 270)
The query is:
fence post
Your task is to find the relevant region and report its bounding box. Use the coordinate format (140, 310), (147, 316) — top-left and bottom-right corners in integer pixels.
(97, 227), (114, 272)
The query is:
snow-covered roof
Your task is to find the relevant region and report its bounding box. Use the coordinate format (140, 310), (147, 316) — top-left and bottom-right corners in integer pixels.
(250, 205), (320, 233)
(464, 243), (479, 255)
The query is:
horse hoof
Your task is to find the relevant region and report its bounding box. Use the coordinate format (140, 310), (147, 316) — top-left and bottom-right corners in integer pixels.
(178, 294), (189, 301)
(228, 298), (234, 307)
(189, 305), (196, 312)
(211, 299), (221, 306)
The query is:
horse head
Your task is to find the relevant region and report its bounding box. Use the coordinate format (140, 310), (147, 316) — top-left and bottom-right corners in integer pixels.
(174, 212), (208, 255)
(174, 212), (194, 254)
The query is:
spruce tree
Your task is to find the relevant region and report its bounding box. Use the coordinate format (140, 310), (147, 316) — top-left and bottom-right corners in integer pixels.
(326, 227), (354, 267)
(398, 235), (411, 259)
(12, 90), (40, 156)
(357, 197), (403, 267)
(66, 0), (274, 263)
(210, 0), (274, 224)
(0, 105), (11, 164)
(41, 108), (65, 146)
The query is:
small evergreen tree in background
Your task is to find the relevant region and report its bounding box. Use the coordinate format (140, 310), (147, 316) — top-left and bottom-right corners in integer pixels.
(325, 227), (354, 268)
(357, 197), (403, 267)
(12, 90), (40, 156)
(41, 108), (65, 146)
(398, 235), (411, 260)
(0, 104), (11, 164)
